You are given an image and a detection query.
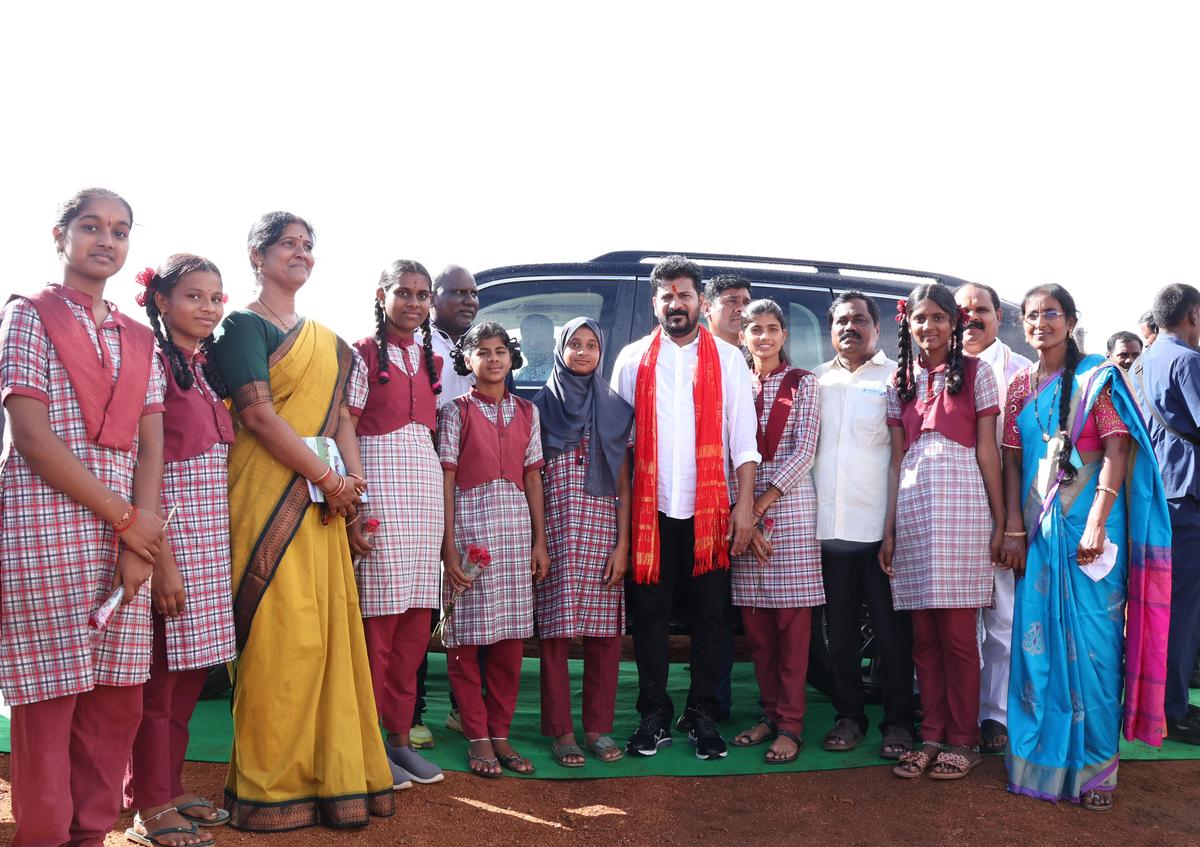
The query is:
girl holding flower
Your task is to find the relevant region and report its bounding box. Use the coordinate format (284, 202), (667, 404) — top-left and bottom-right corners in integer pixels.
(347, 260), (445, 788)
(881, 283), (1005, 781)
(531, 317), (634, 767)
(1, 188), (167, 844)
(729, 300), (823, 765)
(123, 254), (238, 840)
(437, 321), (549, 778)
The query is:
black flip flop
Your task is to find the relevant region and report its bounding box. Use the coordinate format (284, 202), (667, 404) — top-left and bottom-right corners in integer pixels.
(980, 719), (1008, 754)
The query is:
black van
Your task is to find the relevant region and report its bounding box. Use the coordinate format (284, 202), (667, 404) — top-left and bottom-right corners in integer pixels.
(474, 250), (1030, 703)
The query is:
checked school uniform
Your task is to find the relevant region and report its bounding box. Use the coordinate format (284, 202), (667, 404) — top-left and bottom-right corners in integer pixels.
(731, 366), (823, 737)
(437, 389), (543, 739)
(125, 348), (237, 812)
(535, 439), (625, 738)
(1, 284), (162, 846)
(349, 335), (444, 734)
(886, 355), (1000, 748)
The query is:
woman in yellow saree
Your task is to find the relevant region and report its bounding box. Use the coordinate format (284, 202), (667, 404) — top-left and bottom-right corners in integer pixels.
(213, 212), (394, 831)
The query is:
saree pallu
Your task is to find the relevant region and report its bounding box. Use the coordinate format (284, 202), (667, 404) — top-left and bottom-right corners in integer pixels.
(223, 320), (394, 830)
(1007, 355), (1171, 803)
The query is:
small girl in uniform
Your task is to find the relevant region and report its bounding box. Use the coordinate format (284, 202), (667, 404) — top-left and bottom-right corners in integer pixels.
(730, 300), (823, 765)
(881, 283), (1005, 781)
(347, 260), (445, 787)
(532, 317), (633, 767)
(437, 321), (549, 778)
(0, 188), (167, 845)
(123, 254), (238, 841)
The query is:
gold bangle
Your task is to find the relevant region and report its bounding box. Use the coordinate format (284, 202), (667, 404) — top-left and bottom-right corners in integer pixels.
(1096, 485), (1119, 498)
(1004, 530), (1027, 538)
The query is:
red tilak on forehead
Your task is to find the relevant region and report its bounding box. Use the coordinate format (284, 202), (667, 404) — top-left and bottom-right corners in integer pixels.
(671, 282), (680, 296)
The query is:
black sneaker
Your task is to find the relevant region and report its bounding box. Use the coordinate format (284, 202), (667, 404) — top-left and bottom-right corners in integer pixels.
(687, 714), (728, 760)
(627, 715), (672, 757)
(674, 713), (694, 734)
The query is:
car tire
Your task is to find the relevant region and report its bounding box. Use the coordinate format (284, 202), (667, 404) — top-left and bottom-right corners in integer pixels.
(807, 603), (883, 705)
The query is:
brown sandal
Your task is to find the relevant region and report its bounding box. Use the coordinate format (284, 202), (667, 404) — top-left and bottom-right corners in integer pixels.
(893, 743), (941, 778)
(928, 746), (982, 780)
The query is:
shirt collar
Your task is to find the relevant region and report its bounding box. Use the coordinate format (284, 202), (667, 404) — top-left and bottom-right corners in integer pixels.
(830, 348), (887, 371)
(972, 338), (1008, 366)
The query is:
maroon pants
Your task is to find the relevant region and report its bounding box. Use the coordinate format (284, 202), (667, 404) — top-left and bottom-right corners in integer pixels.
(123, 614), (208, 810)
(740, 606), (812, 735)
(446, 639), (523, 739)
(10, 684), (143, 847)
(538, 636), (621, 738)
(911, 607), (981, 747)
(362, 608), (433, 733)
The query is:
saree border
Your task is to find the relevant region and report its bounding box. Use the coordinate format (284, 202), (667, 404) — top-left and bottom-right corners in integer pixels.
(232, 331), (354, 650)
(224, 787), (395, 832)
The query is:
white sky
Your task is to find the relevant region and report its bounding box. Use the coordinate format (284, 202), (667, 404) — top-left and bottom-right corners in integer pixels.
(4, 1), (1197, 351)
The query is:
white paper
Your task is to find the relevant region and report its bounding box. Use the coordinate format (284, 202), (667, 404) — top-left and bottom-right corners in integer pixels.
(1079, 538), (1119, 583)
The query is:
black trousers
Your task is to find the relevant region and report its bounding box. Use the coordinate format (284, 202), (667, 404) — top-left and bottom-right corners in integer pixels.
(629, 513), (730, 721)
(820, 539), (916, 735)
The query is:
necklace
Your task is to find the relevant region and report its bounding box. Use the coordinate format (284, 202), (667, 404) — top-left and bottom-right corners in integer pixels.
(1032, 368), (1060, 443)
(255, 298), (298, 332)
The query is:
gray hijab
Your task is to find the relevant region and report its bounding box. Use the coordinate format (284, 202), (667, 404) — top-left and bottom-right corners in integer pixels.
(531, 317), (633, 497)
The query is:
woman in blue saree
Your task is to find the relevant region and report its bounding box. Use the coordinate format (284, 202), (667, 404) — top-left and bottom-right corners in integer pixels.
(1000, 284), (1171, 811)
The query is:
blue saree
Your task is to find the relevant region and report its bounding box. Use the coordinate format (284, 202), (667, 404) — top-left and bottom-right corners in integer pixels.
(1006, 354), (1171, 803)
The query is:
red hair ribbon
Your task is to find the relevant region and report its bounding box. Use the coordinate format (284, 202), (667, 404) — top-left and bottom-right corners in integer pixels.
(134, 266), (155, 307)
(894, 299), (908, 323)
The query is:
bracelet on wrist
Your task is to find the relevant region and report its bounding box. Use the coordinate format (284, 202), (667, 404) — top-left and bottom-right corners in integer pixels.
(113, 505), (139, 534)
(1096, 485), (1118, 498)
(311, 465), (333, 486)
(328, 476), (347, 499)
(1003, 530), (1027, 538)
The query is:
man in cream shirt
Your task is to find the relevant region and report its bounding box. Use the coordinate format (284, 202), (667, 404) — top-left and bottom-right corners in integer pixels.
(813, 291), (916, 759)
(955, 282), (1032, 755)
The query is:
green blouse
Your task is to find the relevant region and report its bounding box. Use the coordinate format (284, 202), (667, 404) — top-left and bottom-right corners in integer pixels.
(213, 310), (301, 413)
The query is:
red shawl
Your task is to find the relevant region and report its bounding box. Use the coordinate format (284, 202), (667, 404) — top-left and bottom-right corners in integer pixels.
(632, 326), (729, 584)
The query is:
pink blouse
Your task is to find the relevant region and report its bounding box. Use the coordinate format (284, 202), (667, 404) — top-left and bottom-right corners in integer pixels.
(1002, 369), (1129, 450)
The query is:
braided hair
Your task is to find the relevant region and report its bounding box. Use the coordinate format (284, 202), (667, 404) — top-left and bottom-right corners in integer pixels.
(895, 283), (965, 402)
(451, 321), (524, 377)
(141, 253), (228, 397)
(1022, 284), (1082, 486)
(374, 259), (441, 395)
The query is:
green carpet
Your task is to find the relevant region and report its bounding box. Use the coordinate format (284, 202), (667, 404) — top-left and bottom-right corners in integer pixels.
(2, 656), (1198, 779)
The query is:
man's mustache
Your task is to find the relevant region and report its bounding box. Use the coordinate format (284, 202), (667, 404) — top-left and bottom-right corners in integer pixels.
(839, 330), (861, 341)
(667, 310), (688, 319)
(965, 319), (985, 331)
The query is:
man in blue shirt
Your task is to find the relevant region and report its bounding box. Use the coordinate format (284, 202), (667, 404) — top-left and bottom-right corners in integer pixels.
(1133, 283), (1200, 744)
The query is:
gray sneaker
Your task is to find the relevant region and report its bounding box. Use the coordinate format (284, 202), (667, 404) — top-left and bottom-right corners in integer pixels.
(445, 708), (463, 733)
(387, 758), (414, 791)
(387, 741), (445, 784)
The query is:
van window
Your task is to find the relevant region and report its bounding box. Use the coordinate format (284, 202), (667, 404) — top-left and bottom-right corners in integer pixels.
(476, 278), (626, 392)
(750, 285), (834, 370)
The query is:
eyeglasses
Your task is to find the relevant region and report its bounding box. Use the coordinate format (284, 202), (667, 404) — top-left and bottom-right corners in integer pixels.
(1023, 309), (1064, 324)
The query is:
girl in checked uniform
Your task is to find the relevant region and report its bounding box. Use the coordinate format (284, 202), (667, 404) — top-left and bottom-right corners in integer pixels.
(348, 260), (445, 788)
(437, 321), (549, 779)
(124, 254), (238, 840)
(729, 299), (824, 766)
(531, 317), (634, 767)
(0, 188), (167, 845)
(881, 283), (1005, 782)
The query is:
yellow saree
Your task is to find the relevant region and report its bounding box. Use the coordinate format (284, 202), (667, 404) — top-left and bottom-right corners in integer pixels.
(220, 317), (393, 830)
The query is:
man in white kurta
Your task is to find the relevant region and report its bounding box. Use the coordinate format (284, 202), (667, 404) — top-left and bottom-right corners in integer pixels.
(955, 282), (1032, 752)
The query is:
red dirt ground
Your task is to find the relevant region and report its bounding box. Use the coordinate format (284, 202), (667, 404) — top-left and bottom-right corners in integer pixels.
(2, 755), (1198, 846)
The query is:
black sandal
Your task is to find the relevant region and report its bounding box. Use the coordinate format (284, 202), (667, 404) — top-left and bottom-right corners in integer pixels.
(980, 719), (1008, 755)
(732, 716), (777, 747)
(764, 729), (803, 765)
(880, 725), (914, 760)
(823, 718), (864, 752)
